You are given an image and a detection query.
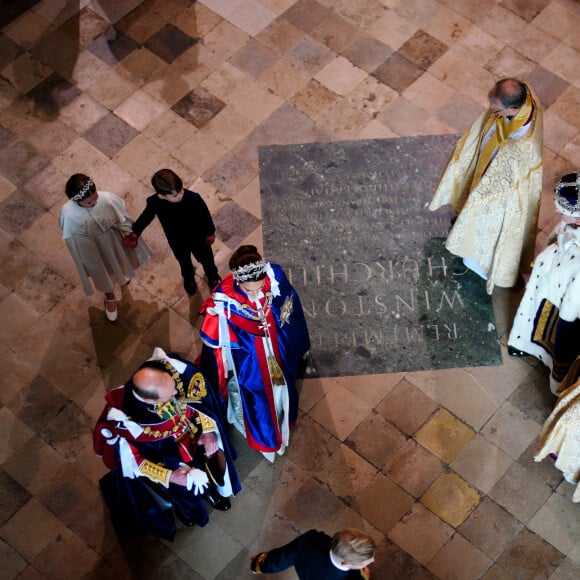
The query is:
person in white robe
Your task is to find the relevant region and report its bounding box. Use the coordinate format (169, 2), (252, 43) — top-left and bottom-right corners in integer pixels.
(508, 171), (580, 393)
(60, 173), (152, 321)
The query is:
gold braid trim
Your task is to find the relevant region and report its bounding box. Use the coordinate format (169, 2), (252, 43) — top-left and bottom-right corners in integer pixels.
(199, 413), (217, 432)
(253, 552), (267, 574)
(139, 460), (172, 487)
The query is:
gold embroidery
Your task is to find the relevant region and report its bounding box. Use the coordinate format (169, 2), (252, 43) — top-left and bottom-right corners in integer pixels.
(279, 296), (293, 326)
(139, 460), (171, 487)
(532, 299), (558, 357)
(186, 372), (207, 400)
(254, 553), (267, 573)
(268, 356), (285, 386)
(199, 414), (217, 432)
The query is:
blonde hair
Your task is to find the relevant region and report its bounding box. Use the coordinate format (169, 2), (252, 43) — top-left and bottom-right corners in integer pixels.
(330, 529), (376, 566)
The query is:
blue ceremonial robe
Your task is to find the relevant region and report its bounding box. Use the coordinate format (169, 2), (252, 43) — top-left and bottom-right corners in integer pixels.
(94, 353), (240, 540)
(199, 264), (310, 454)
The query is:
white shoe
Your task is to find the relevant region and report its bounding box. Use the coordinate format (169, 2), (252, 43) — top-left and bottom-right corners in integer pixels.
(104, 299), (118, 322)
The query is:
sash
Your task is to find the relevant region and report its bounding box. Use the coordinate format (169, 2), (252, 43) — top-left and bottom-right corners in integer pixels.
(472, 92), (533, 187)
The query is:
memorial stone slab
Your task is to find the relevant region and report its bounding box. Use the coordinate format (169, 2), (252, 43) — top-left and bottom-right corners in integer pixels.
(259, 136), (502, 377)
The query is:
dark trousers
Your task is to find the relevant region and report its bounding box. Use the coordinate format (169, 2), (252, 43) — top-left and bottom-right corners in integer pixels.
(170, 241), (219, 282)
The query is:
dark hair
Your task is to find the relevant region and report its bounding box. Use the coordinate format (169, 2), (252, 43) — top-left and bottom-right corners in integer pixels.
(151, 169), (183, 196)
(490, 78), (527, 109)
(65, 173), (96, 200)
(229, 245), (266, 281)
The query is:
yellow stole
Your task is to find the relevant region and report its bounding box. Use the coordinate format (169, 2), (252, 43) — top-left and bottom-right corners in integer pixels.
(472, 92), (534, 187)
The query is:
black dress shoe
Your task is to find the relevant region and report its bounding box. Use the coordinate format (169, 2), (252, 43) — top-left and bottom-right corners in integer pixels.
(203, 486), (231, 511)
(508, 345), (528, 357)
(183, 279), (198, 295)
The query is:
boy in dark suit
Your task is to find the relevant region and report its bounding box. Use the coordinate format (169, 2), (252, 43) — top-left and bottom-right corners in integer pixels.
(129, 168), (221, 295)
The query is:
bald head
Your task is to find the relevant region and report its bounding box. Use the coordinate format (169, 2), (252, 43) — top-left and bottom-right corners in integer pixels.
(132, 367), (177, 402)
(489, 78), (527, 110)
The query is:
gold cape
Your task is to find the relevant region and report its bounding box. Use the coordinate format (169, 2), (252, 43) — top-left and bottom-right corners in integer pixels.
(535, 356), (580, 502)
(429, 84), (543, 294)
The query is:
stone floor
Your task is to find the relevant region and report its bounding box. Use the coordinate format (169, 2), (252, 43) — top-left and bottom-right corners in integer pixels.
(1, 0), (580, 578)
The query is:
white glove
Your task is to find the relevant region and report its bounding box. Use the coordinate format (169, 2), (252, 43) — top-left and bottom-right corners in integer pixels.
(185, 467), (209, 495)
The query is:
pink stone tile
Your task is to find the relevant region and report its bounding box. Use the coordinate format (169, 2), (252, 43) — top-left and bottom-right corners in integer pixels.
(289, 79), (339, 118)
(258, 57), (312, 99)
(430, 50), (496, 107)
(227, 0), (277, 36)
(482, 563), (518, 579)
(528, 493), (580, 557)
(0, 407), (35, 463)
(384, 439), (444, 498)
(3, 9), (51, 47)
(403, 72), (456, 114)
(352, 473), (415, 534)
(114, 89), (167, 132)
(230, 82), (284, 124)
(355, 120), (398, 140)
(377, 97), (436, 136)
(482, 402), (541, 460)
(315, 443), (378, 498)
(311, 12), (360, 53)
(376, 378), (438, 435)
(256, 17), (305, 55)
(173, 131), (228, 177)
(550, 86), (580, 130)
(85, 68), (138, 110)
(489, 462), (552, 523)
(550, 557), (580, 579)
(202, 106), (256, 150)
(496, 528), (565, 578)
(203, 20), (250, 60)
(451, 435), (514, 494)
(478, 4), (528, 44)
(483, 45), (537, 81)
(533, 3), (579, 39)
(142, 109), (195, 154)
(423, 6), (474, 47)
(309, 382), (373, 440)
(367, 9), (419, 50)
(286, 413), (341, 474)
(465, 350), (531, 405)
(0, 293), (39, 344)
(347, 413), (406, 469)
(506, 22), (560, 63)
(540, 43), (580, 85)
(459, 497), (523, 560)
(279, 477), (347, 531)
(388, 502), (454, 565)
(2, 553), (27, 580)
(314, 56), (368, 96)
(406, 368), (500, 430)
(347, 76), (398, 119)
(0, 498), (68, 560)
(201, 62), (253, 104)
(1, 53), (52, 93)
(428, 533), (493, 579)
(315, 98), (370, 139)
